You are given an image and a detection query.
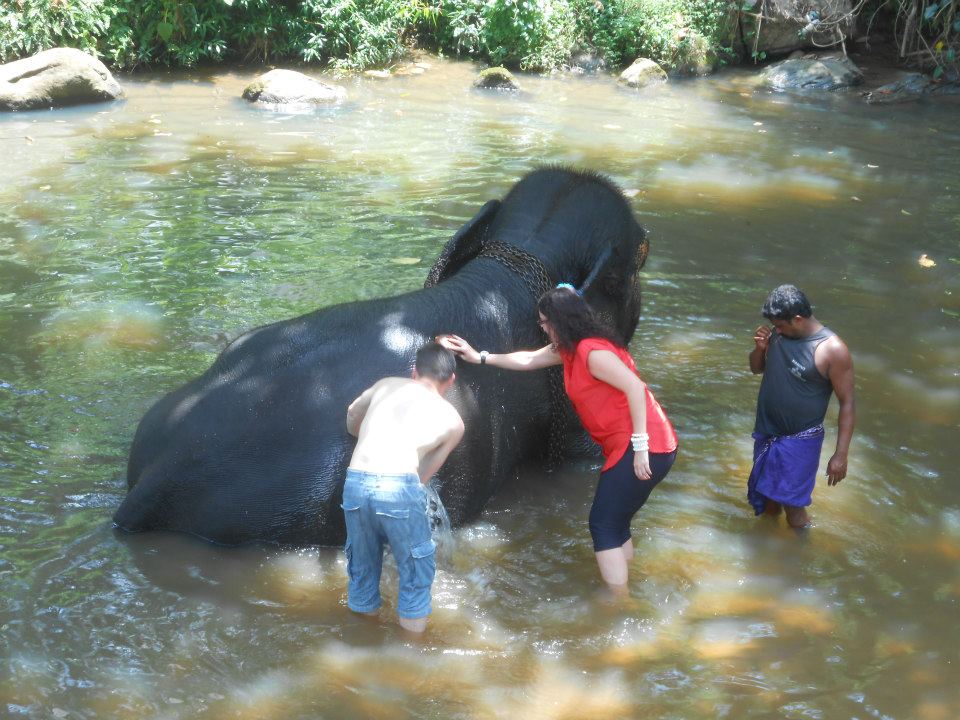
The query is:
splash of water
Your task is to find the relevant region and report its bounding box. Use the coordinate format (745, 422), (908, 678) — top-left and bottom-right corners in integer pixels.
(425, 481), (454, 562)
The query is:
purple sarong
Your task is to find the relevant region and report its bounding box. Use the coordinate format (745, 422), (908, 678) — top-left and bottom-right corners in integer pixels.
(747, 425), (824, 515)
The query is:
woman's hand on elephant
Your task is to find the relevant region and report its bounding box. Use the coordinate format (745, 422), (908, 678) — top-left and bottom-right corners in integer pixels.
(633, 450), (652, 481)
(437, 334), (481, 364)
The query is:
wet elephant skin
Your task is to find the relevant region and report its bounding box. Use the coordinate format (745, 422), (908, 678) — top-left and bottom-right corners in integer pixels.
(115, 167), (650, 546)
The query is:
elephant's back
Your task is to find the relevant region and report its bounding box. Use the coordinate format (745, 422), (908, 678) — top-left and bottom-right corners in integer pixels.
(120, 300), (414, 545)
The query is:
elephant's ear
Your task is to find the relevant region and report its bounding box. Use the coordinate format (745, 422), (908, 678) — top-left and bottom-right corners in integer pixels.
(424, 200), (500, 288)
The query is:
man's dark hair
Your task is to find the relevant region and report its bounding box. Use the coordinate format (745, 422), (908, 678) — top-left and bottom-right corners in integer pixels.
(536, 287), (623, 353)
(762, 284), (812, 321)
(415, 342), (456, 382)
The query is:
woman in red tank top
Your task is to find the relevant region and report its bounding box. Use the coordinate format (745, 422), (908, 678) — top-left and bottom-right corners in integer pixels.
(440, 287), (677, 593)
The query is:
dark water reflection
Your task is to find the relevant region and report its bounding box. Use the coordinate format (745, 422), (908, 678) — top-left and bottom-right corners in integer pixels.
(1, 58), (958, 718)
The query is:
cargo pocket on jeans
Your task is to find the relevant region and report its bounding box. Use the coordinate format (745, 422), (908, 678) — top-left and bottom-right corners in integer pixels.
(341, 503), (360, 581)
(410, 538), (436, 588)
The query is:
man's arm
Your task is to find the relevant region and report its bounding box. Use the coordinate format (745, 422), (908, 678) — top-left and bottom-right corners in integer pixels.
(750, 325), (772, 374)
(346, 384), (378, 437)
(418, 414), (465, 482)
(824, 336), (856, 486)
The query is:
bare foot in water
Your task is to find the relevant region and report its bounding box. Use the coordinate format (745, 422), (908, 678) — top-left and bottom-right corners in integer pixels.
(763, 499), (783, 516)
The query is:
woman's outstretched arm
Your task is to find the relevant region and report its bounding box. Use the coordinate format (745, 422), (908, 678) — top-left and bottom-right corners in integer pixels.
(438, 334), (561, 371)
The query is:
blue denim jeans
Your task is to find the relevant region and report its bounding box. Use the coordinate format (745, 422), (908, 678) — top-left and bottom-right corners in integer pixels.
(341, 468), (436, 619)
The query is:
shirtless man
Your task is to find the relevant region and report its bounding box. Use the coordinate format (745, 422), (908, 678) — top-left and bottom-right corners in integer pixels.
(747, 284), (856, 529)
(343, 342), (464, 632)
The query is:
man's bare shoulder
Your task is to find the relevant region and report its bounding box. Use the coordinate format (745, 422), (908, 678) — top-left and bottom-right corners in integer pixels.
(373, 376), (412, 390)
(820, 333), (852, 361)
(439, 394), (464, 424)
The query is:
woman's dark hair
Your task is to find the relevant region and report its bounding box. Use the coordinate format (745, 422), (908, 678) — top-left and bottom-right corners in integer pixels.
(762, 284), (812, 321)
(537, 287), (623, 353)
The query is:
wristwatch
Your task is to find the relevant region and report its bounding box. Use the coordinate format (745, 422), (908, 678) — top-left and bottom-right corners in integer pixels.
(479, 350), (489, 365)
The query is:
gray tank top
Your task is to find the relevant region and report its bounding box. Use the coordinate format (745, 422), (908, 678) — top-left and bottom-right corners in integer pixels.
(754, 326), (836, 436)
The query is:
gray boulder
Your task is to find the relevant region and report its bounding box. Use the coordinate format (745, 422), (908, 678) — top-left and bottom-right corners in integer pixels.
(619, 58), (668, 88)
(865, 72), (960, 104)
(0, 47), (123, 111)
(242, 69), (346, 107)
(569, 51), (607, 75)
(761, 56), (863, 91)
(473, 67), (521, 91)
(864, 73), (933, 104)
(737, 0), (856, 58)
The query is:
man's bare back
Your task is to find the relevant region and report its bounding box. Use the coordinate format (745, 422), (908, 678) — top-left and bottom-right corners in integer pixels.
(347, 376), (463, 482)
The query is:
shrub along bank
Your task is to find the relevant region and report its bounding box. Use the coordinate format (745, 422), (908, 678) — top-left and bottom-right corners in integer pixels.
(1, 0), (956, 78)
(0, 0), (733, 71)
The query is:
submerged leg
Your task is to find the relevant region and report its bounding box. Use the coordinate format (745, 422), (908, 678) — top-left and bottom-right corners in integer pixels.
(595, 546), (629, 593)
(784, 504), (811, 529)
(399, 616), (427, 633)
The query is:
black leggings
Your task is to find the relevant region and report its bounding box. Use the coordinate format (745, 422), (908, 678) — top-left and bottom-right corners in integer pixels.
(589, 448), (677, 552)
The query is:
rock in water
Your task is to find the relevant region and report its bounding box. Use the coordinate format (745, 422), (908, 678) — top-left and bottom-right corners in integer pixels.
(242, 69), (346, 108)
(761, 56), (863, 91)
(0, 48), (124, 111)
(473, 67), (521, 91)
(618, 58), (668, 88)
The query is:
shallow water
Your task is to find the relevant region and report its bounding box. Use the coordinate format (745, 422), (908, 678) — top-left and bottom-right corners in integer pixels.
(1, 57), (958, 718)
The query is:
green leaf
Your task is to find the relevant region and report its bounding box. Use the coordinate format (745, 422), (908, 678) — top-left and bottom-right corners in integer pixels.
(934, 65), (944, 79)
(948, 49), (956, 62)
(923, 2), (939, 20)
(156, 21), (174, 42)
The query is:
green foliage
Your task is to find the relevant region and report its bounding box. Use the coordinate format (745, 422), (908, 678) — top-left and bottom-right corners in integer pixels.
(0, 0), (112, 62)
(482, 0), (577, 70)
(0, 0), (742, 71)
(433, 0), (577, 70)
(569, 0), (733, 69)
(297, 0), (436, 70)
(920, 0), (960, 79)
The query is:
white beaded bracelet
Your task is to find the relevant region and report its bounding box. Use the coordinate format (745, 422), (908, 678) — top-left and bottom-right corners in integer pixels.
(631, 432), (649, 452)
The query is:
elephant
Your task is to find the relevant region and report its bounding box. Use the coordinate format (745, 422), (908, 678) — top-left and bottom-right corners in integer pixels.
(114, 167), (650, 546)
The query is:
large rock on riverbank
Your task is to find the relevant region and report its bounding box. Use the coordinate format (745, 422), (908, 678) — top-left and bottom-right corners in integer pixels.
(0, 48), (124, 111)
(736, 0), (856, 58)
(619, 58), (667, 88)
(761, 56), (863, 91)
(241, 69), (346, 108)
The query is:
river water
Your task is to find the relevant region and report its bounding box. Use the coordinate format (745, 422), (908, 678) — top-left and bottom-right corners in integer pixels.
(1, 57), (958, 719)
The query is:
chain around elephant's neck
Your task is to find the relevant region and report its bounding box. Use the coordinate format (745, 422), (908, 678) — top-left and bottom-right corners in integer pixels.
(476, 241), (553, 300)
(477, 240), (570, 470)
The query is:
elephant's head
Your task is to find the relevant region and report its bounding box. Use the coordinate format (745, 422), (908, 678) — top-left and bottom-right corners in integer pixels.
(425, 167), (649, 345)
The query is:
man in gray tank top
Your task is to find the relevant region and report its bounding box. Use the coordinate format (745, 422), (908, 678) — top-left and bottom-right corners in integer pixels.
(747, 285), (856, 529)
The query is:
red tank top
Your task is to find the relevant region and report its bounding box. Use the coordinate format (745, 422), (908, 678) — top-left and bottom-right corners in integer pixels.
(561, 337), (678, 471)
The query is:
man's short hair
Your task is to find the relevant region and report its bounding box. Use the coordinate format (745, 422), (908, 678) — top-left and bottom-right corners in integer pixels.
(762, 284), (812, 320)
(415, 342), (456, 382)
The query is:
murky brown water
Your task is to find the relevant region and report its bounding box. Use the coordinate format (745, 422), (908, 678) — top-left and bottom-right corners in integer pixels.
(1, 57), (958, 718)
